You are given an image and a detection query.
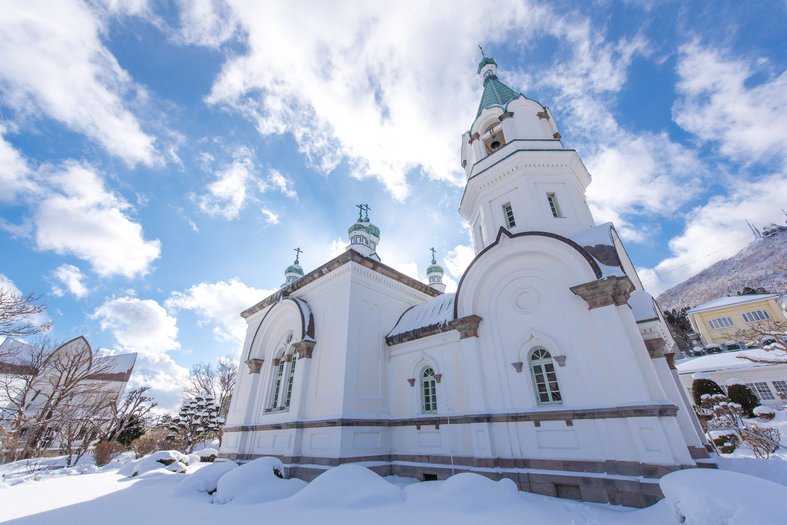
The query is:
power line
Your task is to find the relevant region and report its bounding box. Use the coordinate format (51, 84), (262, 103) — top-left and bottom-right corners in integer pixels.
(642, 236), (752, 282)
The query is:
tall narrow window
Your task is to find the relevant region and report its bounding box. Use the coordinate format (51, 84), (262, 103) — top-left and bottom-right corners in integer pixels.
(270, 356), (285, 409)
(547, 193), (562, 218)
(421, 367), (437, 414)
(283, 354), (297, 408)
(503, 204), (516, 228)
(530, 348), (562, 405)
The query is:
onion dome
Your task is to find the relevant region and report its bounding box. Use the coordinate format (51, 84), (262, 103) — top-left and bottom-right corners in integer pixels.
(346, 204), (381, 262)
(476, 55), (521, 117)
(281, 248), (305, 288)
(426, 248), (446, 293)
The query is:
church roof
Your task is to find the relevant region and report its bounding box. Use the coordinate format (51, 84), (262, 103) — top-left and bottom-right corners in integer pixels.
(569, 222), (626, 278)
(241, 249), (440, 319)
(387, 293), (455, 345)
(477, 76), (522, 117)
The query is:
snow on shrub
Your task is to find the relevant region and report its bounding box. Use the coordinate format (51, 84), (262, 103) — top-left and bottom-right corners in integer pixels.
(119, 450), (188, 477)
(725, 378), (745, 386)
(174, 460), (239, 497)
(212, 457), (305, 505)
(187, 454), (201, 466)
(691, 376), (724, 406)
(660, 468), (787, 524)
(727, 383), (761, 417)
(753, 405), (776, 421)
(288, 464), (401, 508)
(403, 472), (519, 510)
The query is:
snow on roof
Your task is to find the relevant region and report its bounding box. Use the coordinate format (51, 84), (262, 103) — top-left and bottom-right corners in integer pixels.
(88, 352), (137, 382)
(629, 290), (658, 322)
(676, 349), (786, 374)
(687, 294), (779, 314)
(569, 223), (625, 278)
(388, 293), (455, 339)
(0, 338), (38, 366)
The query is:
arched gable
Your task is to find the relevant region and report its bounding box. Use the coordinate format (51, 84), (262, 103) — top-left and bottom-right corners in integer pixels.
(454, 227), (603, 319)
(246, 296), (315, 361)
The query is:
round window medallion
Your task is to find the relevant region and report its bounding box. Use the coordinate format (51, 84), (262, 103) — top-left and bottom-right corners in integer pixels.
(513, 288), (538, 314)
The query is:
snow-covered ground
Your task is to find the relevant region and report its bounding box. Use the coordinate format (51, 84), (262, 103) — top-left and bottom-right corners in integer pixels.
(2, 448), (787, 525)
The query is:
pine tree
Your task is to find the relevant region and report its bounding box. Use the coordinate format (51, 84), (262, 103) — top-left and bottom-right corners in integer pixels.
(167, 395), (224, 453)
(727, 384), (761, 418)
(692, 378), (724, 406)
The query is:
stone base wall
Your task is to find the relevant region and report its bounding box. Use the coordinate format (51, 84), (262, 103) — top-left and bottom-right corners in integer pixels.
(218, 451), (717, 508)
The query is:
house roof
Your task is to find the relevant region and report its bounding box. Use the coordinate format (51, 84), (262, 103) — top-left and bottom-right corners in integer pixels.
(687, 294), (779, 314)
(675, 349), (786, 374)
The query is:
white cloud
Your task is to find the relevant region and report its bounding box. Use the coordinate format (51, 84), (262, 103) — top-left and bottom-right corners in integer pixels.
(190, 1), (553, 201)
(445, 244), (475, 279)
(0, 272), (51, 332)
(393, 262), (420, 281)
(674, 42), (787, 163)
(261, 207), (279, 225)
(0, 125), (36, 205)
(641, 172), (787, 296)
(93, 296), (180, 355)
(266, 168), (298, 201)
(165, 278), (276, 344)
(327, 238), (346, 259)
(0, 1), (159, 166)
(193, 146), (256, 219)
(51, 264), (88, 299)
(32, 161), (161, 278)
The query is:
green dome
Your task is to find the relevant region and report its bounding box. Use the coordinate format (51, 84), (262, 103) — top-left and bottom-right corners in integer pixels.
(348, 222), (369, 235)
(368, 224), (380, 238)
(285, 265), (304, 276)
(426, 264), (444, 275)
(477, 56), (497, 74)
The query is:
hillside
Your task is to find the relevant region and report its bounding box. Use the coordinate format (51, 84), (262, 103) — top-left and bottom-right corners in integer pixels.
(655, 228), (787, 312)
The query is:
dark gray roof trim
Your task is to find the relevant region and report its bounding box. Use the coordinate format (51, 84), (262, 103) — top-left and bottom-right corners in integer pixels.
(454, 228), (604, 319)
(246, 296), (316, 361)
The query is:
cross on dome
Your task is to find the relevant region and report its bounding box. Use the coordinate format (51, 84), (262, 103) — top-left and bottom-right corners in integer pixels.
(294, 247), (303, 264)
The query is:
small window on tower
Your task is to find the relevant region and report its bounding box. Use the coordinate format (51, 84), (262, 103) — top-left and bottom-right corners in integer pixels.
(503, 204), (516, 228)
(547, 193), (562, 218)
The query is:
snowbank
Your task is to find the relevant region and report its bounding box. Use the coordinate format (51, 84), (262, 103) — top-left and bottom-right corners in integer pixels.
(212, 457), (305, 504)
(118, 450), (188, 477)
(288, 464), (402, 508)
(174, 460), (238, 497)
(403, 472), (520, 510)
(660, 468), (787, 524)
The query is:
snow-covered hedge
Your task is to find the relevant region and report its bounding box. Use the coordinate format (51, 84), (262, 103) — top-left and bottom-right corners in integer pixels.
(212, 457), (306, 504)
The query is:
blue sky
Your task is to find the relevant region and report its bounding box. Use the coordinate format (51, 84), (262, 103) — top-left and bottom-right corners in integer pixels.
(2, 0), (787, 412)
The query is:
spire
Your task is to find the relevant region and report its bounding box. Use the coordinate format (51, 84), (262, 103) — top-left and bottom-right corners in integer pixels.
(346, 204), (381, 262)
(281, 248), (304, 288)
(476, 56), (521, 117)
(426, 247), (446, 293)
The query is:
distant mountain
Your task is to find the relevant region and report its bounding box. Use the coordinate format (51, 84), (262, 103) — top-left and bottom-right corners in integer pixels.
(655, 228), (787, 312)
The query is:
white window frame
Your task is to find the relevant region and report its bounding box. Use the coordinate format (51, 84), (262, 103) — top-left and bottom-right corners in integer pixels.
(503, 203), (516, 228)
(421, 367), (437, 414)
(529, 347), (562, 406)
(708, 317), (734, 330)
(547, 193), (562, 218)
(746, 382), (775, 401)
(773, 380), (787, 398)
(742, 310), (770, 323)
(268, 332), (297, 412)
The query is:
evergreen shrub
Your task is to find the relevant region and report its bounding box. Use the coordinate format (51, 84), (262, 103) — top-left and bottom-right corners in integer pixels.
(727, 384), (761, 417)
(692, 378), (724, 406)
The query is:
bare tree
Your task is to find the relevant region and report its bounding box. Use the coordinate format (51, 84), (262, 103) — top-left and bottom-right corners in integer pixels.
(733, 320), (787, 365)
(99, 386), (157, 443)
(0, 288), (52, 338)
(181, 355), (237, 418)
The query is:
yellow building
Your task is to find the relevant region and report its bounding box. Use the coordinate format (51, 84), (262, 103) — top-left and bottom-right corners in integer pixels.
(687, 294), (787, 346)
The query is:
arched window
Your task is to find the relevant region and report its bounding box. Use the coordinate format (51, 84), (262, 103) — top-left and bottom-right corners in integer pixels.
(529, 348), (562, 405)
(421, 367), (437, 414)
(268, 332), (298, 412)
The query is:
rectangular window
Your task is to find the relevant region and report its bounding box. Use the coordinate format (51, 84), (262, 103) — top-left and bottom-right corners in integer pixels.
(547, 193), (562, 218)
(746, 382), (775, 401)
(742, 310), (770, 323)
(773, 380), (787, 398)
(503, 204), (516, 228)
(708, 317), (734, 329)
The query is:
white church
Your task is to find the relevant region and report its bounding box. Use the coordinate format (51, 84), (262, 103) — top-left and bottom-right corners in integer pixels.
(219, 56), (712, 507)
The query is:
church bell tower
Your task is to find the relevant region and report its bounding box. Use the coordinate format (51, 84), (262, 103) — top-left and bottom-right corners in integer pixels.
(458, 56), (596, 255)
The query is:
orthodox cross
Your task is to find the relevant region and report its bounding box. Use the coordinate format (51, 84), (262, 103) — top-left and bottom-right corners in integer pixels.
(478, 44), (486, 58)
(356, 203), (365, 220)
(363, 204), (371, 220)
(294, 247), (302, 263)
(430, 247), (436, 261)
